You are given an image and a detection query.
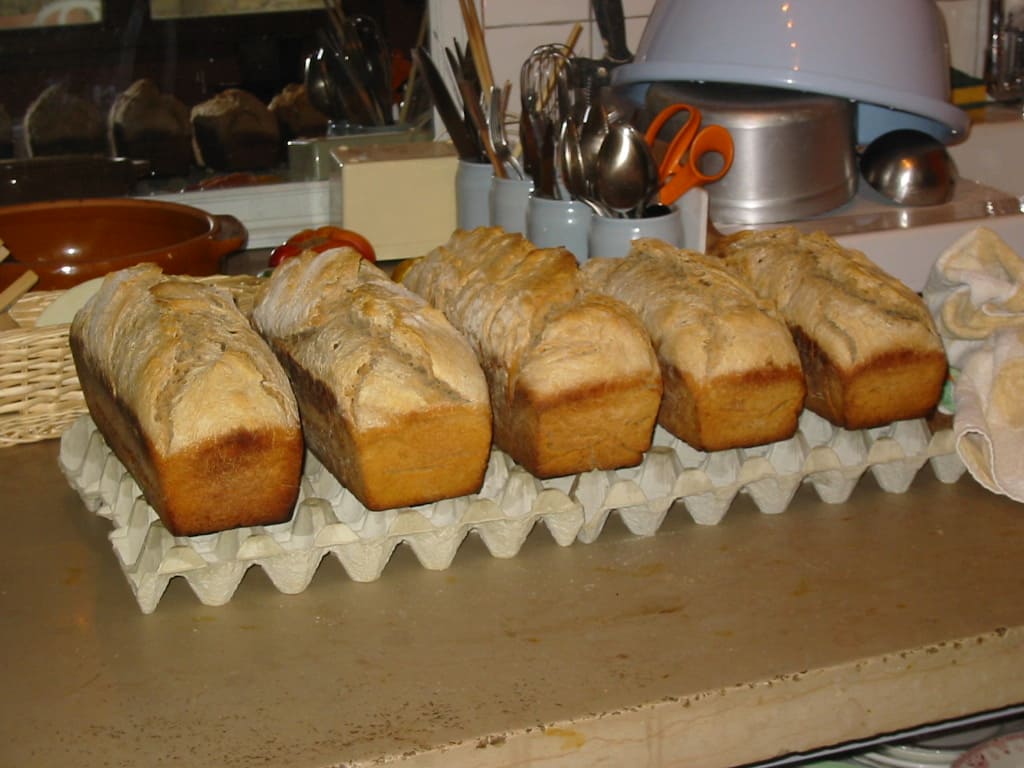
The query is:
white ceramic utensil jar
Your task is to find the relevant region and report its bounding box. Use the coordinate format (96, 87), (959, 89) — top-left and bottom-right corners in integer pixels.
(587, 205), (684, 259)
(489, 175), (534, 235)
(456, 160), (493, 230)
(526, 196), (593, 263)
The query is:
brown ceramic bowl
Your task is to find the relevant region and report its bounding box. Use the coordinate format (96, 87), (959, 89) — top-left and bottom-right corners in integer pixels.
(0, 197), (248, 290)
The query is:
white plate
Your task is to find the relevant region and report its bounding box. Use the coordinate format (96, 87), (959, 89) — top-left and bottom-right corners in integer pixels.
(35, 276), (104, 326)
(952, 732), (1024, 768)
(853, 756), (898, 768)
(857, 748), (953, 768)
(881, 744), (961, 766)
(913, 725), (1003, 751)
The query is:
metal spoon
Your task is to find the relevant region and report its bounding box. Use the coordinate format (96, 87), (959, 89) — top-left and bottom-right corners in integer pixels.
(594, 120), (658, 218)
(305, 48), (343, 120)
(559, 117), (585, 199)
(558, 116), (607, 214)
(860, 129), (957, 207)
(578, 95), (609, 199)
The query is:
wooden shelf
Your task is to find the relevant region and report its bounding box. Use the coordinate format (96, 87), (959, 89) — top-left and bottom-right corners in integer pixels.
(1, 438), (1022, 767)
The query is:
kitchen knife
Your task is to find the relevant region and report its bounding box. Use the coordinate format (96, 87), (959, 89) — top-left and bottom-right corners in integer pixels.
(414, 47), (482, 161)
(576, 0), (634, 90)
(592, 0), (632, 65)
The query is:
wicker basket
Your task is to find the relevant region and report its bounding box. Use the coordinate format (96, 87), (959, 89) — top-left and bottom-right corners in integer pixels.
(0, 274), (264, 447)
(0, 290), (84, 446)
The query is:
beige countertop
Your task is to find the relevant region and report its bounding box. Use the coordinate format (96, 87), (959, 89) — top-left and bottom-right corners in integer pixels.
(2, 437), (1023, 768)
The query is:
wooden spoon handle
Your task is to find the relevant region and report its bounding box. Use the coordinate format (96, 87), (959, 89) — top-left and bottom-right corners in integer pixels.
(0, 269), (39, 315)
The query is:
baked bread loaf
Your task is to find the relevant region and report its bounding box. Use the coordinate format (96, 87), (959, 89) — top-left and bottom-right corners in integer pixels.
(269, 83), (328, 141)
(69, 265), (304, 536)
(252, 248), (492, 510)
(24, 83), (106, 157)
(190, 88), (281, 171)
(711, 227), (947, 429)
(109, 78), (192, 177)
(581, 238), (806, 451)
(0, 104), (13, 159)
(399, 227), (663, 478)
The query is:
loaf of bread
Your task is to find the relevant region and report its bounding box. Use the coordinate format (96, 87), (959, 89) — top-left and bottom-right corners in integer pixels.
(269, 83), (328, 141)
(69, 265), (304, 536)
(0, 103), (12, 159)
(191, 88), (281, 171)
(398, 227), (663, 478)
(252, 248), (492, 510)
(109, 78), (193, 177)
(710, 227), (947, 429)
(24, 83), (106, 157)
(581, 238), (806, 451)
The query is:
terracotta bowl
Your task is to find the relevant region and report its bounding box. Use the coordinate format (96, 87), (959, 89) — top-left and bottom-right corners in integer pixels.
(0, 197), (248, 290)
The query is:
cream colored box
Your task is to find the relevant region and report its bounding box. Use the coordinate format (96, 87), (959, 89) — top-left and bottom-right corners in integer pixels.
(329, 141), (458, 263)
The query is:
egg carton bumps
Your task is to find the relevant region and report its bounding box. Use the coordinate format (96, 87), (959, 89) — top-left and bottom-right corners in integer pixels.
(60, 410), (964, 613)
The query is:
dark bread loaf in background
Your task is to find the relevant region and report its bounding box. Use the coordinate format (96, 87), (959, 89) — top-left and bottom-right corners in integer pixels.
(109, 78), (192, 177)
(190, 88), (281, 171)
(269, 83), (328, 141)
(0, 103), (13, 159)
(24, 83), (106, 157)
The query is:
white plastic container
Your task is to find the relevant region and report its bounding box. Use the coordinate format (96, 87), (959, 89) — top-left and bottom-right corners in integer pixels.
(614, 0), (969, 144)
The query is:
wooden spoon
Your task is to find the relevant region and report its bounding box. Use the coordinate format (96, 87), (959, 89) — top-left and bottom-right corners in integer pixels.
(0, 268), (38, 330)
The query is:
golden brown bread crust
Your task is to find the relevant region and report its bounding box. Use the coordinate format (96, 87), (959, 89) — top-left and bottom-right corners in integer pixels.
(581, 239), (806, 451)
(69, 265), (304, 536)
(400, 227), (663, 477)
(252, 248), (492, 509)
(711, 228), (947, 429)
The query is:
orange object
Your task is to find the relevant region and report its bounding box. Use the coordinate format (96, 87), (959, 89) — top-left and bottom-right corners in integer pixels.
(644, 103), (735, 206)
(0, 198), (247, 290)
(268, 226), (376, 267)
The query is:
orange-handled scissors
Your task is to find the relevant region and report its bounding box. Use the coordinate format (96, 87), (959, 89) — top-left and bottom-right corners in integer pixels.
(644, 103), (735, 206)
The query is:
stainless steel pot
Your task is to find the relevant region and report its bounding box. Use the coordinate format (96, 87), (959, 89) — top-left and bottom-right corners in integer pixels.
(644, 82), (857, 224)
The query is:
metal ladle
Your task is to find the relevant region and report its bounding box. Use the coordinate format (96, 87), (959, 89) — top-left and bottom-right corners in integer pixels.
(594, 120), (659, 218)
(860, 129), (957, 207)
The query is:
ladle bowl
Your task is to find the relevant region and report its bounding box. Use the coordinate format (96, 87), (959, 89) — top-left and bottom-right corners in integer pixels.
(860, 129), (957, 207)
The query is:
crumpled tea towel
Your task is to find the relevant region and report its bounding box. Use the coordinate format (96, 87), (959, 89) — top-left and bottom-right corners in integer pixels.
(924, 226), (1024, 501)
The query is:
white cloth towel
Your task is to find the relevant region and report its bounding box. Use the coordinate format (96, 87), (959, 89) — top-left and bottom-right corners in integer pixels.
(924, 226), (1024, 501)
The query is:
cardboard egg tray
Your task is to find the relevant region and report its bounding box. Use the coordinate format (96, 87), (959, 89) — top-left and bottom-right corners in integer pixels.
(59, 412), (966, 613)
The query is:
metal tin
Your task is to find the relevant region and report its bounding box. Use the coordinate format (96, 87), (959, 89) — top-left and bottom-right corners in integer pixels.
(645, 82), (857, 224)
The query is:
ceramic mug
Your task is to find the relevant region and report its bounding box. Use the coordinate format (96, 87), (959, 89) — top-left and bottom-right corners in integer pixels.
(587, 205), (684, 259)
(456, 160), (493, 230)
(489, 175), (534, 235)
(525, 196), (593, 263)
